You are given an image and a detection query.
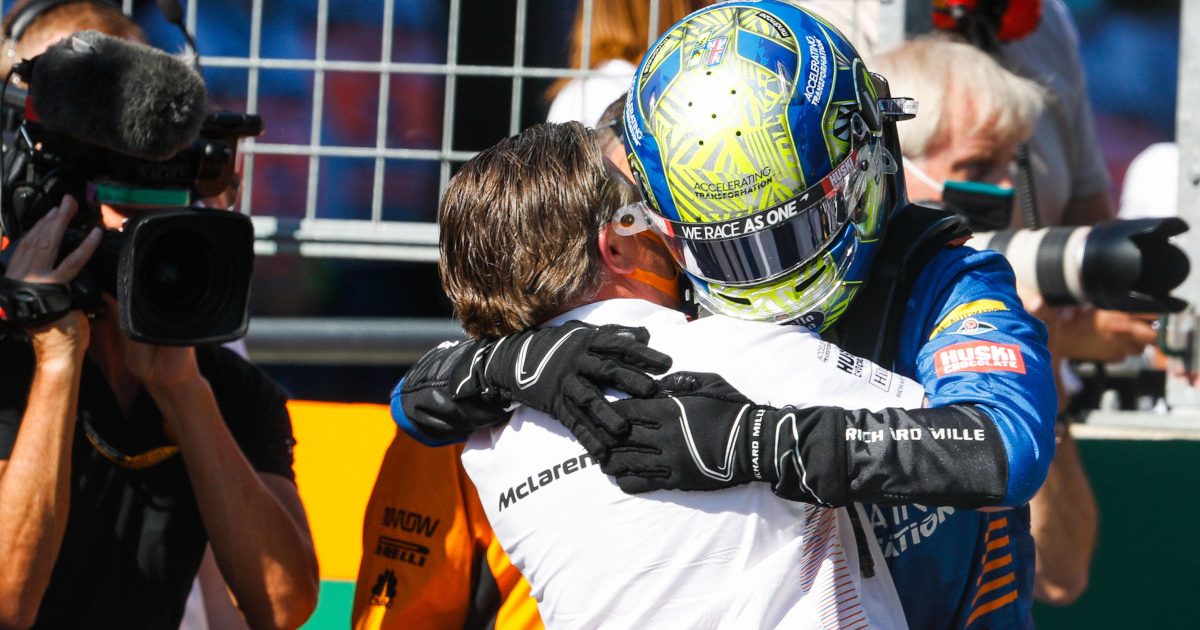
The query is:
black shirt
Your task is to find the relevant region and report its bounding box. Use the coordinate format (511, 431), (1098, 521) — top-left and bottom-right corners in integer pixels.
(0, 339), (295, 629)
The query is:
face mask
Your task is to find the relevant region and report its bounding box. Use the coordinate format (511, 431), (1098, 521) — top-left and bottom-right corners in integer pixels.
(906, 161), (1014, 232)
(942, 180), (1014, 232)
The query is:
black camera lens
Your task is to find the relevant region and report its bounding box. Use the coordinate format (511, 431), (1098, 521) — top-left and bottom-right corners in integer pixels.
(117, 208), (253, 345)
(138, 229), (217, 312)
(968, 218), (1189, 313)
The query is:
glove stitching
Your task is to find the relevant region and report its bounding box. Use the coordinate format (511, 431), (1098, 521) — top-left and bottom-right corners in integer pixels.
(400, 379), (453, 393)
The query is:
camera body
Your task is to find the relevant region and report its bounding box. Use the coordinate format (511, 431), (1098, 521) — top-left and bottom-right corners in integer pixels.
(1, 90), (263, 344)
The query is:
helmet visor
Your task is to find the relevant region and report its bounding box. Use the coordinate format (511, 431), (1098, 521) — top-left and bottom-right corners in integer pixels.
(642, 144), (877, 286)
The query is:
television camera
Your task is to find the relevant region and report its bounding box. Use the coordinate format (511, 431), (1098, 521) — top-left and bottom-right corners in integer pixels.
(0, 30), (262, 345)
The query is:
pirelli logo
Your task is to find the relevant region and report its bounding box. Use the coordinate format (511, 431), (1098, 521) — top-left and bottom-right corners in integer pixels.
(374, 536), (430, 568)
(935, 341), (1026, 376)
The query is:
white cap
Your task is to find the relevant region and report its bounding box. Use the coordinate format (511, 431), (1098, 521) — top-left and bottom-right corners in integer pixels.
(1119, 142), (1179, 219)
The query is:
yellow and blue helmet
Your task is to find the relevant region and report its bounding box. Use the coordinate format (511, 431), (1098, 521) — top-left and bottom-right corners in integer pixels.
(623, 0), (895, 331)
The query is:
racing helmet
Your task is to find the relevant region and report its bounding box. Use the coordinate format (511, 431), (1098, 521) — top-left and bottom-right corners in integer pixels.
(623, 0), (895, 331)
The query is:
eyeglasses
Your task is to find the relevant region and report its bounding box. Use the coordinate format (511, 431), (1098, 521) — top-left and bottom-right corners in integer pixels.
(597, 117), (625, 146)
(82, 416), (180, 470)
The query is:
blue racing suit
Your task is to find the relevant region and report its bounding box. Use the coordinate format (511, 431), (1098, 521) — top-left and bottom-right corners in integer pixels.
(865, 245), (1057, 629)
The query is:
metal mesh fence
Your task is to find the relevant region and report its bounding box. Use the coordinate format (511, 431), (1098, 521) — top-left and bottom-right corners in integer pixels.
(202, 0), (682, 262)
(145, 0), (640, 262)
(0, 0), (900, 263)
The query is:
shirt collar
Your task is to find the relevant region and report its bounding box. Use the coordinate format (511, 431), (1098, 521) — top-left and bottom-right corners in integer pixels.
(543, 298), (687, 329)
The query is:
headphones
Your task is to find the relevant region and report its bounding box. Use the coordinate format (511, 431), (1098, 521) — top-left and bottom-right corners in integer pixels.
(5, 0), (120, 42)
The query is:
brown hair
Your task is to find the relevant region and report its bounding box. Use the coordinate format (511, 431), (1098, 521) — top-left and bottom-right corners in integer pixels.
(2, 1), (145, 74)
(547, 0), (710, 101)
(439, 121), (634, 338)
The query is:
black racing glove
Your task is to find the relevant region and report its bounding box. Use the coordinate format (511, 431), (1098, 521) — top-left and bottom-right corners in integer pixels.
(448, 321), (673, 456)
(601, 372), (1010, 508)
(604, 372), (848, 505)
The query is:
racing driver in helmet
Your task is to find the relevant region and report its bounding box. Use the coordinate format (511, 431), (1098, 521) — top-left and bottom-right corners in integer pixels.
(394, 2), (1056, 628)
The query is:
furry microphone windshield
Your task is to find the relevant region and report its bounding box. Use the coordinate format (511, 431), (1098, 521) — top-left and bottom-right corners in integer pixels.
(24, 30), (208, 161)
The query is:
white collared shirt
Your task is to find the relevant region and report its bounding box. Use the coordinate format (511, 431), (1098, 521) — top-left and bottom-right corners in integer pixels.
(462, 299), (923, 629)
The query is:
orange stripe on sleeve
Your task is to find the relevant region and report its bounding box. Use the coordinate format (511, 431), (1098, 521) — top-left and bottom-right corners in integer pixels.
(972, 573), (1016, 605)
(979, 553), (1013, 575)
(985, 535), (1011, 553)
(966, 589), (1019, 627)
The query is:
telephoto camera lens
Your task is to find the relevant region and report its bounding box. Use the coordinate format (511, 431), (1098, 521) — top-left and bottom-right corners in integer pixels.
(967, 217), (1189, 313)
(116, 208), (254, 345)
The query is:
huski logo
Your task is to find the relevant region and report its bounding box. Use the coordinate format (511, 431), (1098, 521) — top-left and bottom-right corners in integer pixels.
(935, 341), (1026, 376)
(835, 348), (864, 378)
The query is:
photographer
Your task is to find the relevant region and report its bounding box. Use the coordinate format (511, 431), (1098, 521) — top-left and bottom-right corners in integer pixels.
(872, 34), (1100, 607)
(0, 2), (317, 628)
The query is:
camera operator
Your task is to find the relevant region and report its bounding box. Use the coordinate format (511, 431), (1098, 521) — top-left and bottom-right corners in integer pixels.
(872, 34), (1100, 607)
(0, 2), (317, 628)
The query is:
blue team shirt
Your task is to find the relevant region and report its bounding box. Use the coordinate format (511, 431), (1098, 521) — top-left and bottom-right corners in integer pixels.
(865, 246), (1057, 629)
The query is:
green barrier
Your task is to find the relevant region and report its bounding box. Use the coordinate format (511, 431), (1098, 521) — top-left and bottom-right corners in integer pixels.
(303, 580), (355, 629)
(1034, 438), (1200, 627)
